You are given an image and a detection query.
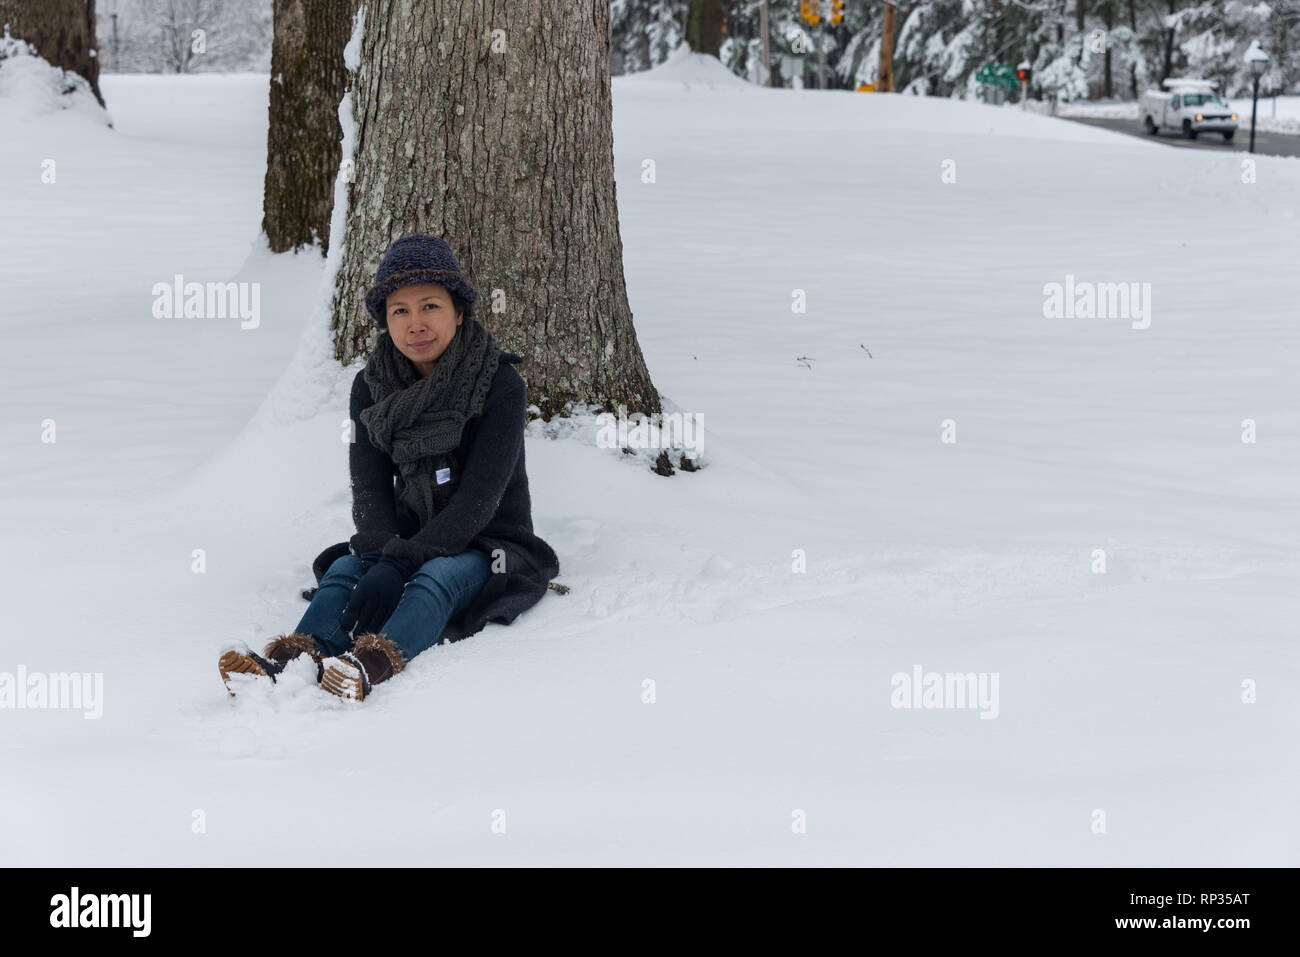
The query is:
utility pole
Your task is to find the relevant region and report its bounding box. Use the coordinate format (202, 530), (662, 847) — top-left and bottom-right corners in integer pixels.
(878, 1), (895, 92)
(759, 1), (770, 87)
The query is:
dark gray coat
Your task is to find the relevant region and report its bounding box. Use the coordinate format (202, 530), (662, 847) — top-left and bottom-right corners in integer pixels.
(310, 352), (560, 644)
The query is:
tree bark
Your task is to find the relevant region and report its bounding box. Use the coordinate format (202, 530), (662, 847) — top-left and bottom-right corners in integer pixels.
(635, 30), (650, 72)
(333, 0), (659, 418)
(1103, 7), (1113, 98)
(262, 0), (356, 254)
(1162, 0), (1178, 83)
(686, 0), (722, 57)
(0, 0), (104, 107)
(1127, 0), (1137, 98)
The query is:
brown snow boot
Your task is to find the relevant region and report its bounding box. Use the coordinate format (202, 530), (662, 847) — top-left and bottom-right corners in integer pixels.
(218, 633), (322, 696)
(319, 632), (405, 702)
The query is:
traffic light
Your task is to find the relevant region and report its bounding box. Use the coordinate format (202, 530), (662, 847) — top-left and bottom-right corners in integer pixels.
(1017, 66), (1032, 83)
(808, 0), (821, 24)
(831, 0), (844, 23)
(800, 0), (812, 23)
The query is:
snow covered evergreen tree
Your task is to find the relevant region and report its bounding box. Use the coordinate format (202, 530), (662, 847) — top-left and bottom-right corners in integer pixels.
(611, 0), (687, 73)
(1174, 1), (1274, 95)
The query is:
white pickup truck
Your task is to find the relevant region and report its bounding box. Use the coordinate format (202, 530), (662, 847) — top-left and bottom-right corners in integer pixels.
(1139, 79), (1239, 141)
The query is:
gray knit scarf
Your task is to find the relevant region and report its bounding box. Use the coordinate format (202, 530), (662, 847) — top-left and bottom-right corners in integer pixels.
(359, 316), (502, 529)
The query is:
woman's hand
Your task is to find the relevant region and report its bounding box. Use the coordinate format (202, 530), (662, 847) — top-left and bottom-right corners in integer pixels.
(340, 555), (417, 638)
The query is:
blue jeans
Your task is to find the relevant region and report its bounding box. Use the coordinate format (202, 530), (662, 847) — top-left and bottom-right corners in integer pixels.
(293, 550), (493, 663)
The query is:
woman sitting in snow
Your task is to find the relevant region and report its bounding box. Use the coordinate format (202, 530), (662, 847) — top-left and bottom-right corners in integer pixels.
(219, 234), (560, 700)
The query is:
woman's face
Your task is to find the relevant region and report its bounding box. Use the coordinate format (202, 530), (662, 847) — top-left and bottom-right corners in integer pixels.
(385, 283), (463, 375)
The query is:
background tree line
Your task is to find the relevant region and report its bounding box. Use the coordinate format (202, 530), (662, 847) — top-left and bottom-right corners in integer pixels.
(19, 1), (1289, 97)
(614, 0), (1299, 99)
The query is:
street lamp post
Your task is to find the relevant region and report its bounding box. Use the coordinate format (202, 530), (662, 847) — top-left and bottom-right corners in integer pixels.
(1245, 41), (1270, 154)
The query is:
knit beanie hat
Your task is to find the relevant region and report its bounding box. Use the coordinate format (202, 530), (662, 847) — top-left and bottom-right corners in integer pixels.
(364, 234), (479, 329)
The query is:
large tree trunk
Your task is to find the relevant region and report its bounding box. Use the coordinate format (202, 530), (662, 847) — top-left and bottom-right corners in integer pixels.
(686, 0), (722, 57)
(0, 0), (104, 107)
(262, 0), (356, 254)
(333, 0), (659, 418)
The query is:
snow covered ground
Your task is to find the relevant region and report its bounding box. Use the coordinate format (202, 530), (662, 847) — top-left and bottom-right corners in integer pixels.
(1057, 100), (1142, 120)
(1060, 94), (1300, 134)
(3, 48), (1298, 865)
(1227, 94), (1300, 133)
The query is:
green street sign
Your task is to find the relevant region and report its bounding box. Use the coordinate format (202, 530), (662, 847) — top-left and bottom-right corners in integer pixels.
(976, 64), (1018, 89)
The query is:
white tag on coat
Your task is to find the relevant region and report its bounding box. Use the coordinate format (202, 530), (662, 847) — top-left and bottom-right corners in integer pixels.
(436, 467), (451, 485)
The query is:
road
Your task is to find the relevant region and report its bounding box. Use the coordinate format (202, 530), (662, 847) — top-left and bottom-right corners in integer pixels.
(1062, 115), (1300, 158)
